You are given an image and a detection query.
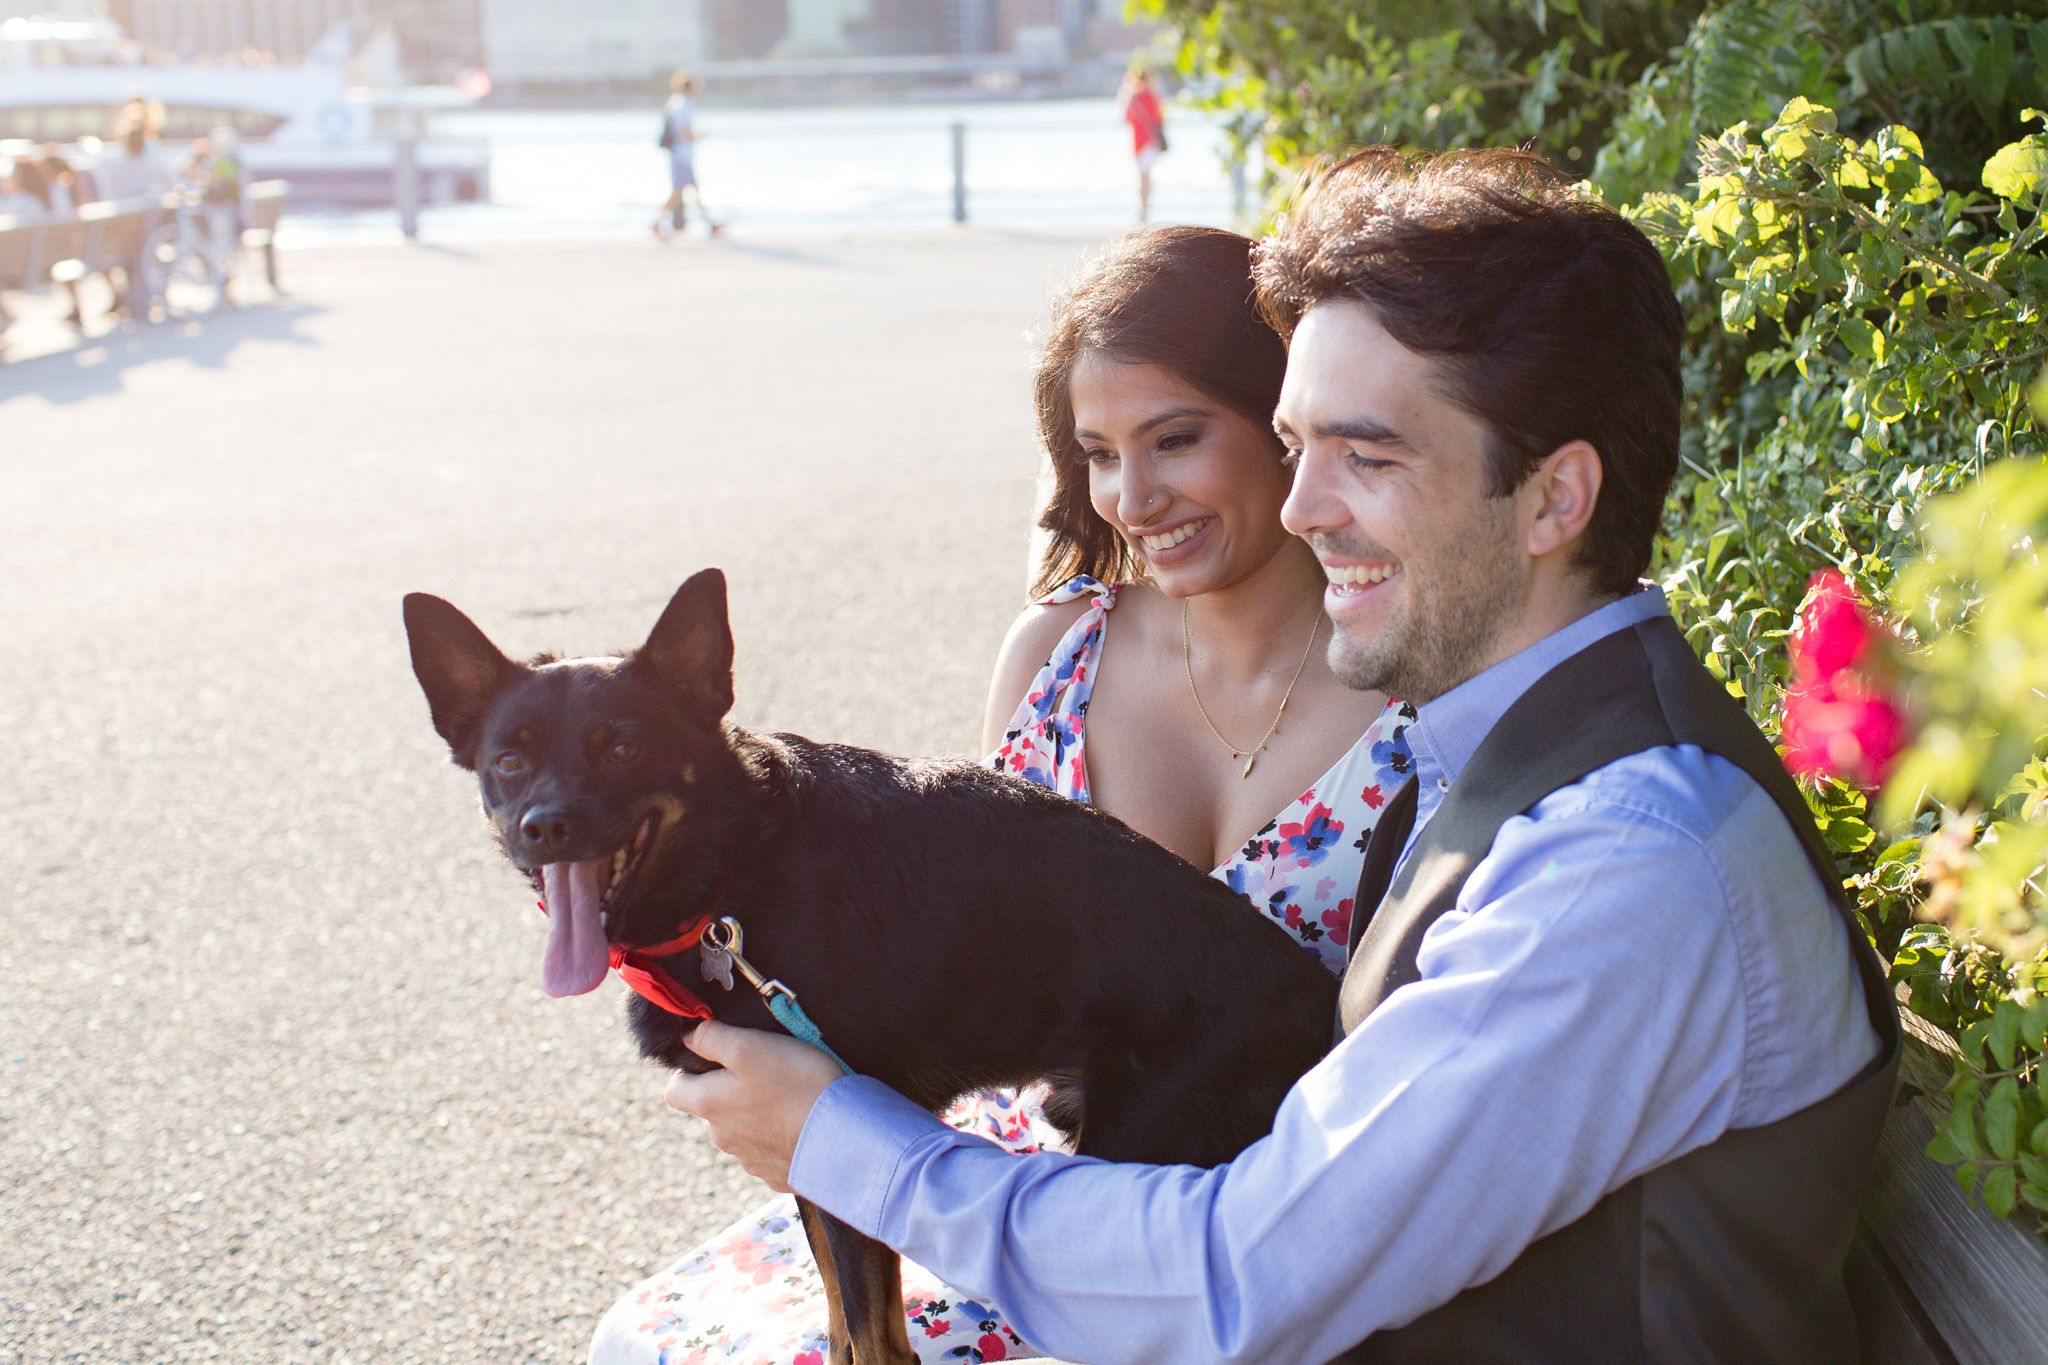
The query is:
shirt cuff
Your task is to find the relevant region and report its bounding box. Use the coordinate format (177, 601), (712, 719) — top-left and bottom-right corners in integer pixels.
(789, 1074), (953, 1235)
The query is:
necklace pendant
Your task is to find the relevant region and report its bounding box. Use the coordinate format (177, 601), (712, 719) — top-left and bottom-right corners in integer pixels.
(1241, 754), (1258, 779)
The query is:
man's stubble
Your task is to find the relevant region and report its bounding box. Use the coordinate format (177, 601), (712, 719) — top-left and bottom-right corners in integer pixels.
(1317, 495), (1528, 707)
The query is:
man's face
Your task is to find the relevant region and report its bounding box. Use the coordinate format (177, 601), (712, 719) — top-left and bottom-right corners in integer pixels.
(1277, 301), (1534, 705)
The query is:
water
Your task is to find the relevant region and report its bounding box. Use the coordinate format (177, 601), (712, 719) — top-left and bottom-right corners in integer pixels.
(275, 97), (1242, 247)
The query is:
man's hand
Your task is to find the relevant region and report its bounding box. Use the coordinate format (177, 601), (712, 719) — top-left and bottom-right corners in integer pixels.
(664, 1020), (845, 1192)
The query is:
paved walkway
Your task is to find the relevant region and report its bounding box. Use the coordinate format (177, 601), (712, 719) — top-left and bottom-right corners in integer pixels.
(0, 226), (1108, 1363)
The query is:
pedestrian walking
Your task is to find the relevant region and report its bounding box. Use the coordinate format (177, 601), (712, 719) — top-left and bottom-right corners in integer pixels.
(654, 70), (722, 239)
(1119, 64), (1167, 222)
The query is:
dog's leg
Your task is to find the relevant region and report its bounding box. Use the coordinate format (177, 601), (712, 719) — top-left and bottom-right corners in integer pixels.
(810, 1203), (915, 1365)
(797, 1196), (855, 1365)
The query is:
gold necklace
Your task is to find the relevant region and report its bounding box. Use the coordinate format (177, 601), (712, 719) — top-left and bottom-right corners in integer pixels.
(1182, 599), (1323, 779)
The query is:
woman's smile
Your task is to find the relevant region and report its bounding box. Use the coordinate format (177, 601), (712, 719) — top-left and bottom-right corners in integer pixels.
(1135, 514), (1216, 561)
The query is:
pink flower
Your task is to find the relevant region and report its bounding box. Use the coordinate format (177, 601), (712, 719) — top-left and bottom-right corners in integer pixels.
(1782, 676), (1908, 787)
(1788, 570), (1873, 682)
(978, 1332), (1010, 1360)
(1777, 570), (1909, 789)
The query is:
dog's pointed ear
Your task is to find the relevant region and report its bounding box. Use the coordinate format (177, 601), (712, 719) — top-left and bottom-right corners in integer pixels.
(634, 569), (735, 724)
(404, 593), (522, 766)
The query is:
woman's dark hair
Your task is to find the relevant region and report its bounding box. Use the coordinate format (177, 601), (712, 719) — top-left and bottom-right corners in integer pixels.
(1254, 147), (1683, 597)
(1030, 225), (1289, 598)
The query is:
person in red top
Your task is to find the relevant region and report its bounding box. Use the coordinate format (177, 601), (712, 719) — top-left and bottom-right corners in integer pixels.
(1119, 65), (1167, 221)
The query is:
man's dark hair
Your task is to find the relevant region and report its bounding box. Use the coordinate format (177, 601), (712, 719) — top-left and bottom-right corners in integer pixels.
(1253, 147), (1682, 597)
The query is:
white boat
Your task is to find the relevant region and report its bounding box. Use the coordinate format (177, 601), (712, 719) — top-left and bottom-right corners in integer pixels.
(0, 15), (489, 206)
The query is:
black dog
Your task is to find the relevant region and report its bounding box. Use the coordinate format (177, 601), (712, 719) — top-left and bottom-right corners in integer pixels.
(404, 570), (1339, 1365)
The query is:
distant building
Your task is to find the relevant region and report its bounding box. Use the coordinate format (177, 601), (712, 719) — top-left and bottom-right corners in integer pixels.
(701, 0), (1109, 60)
(95, 0), (485, 80)
(478, 0), (706, 86)
(704, 0), (786, 59)
(765, 0), (951, 58)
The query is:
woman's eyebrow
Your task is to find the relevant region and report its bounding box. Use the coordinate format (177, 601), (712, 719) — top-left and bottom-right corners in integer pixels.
(1075, 405), (1214, 441)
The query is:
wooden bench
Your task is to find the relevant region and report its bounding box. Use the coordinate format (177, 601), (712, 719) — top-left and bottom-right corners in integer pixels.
(1850, 1010), (2048, 1363)
(0, 198), (164, 312)
(2, 185), (281, 326)
(0, 214), (31, 294)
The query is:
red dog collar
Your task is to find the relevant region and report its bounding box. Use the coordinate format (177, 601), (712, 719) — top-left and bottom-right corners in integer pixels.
(610, 916), (715, 1018)
(533, 902), (717, 1019)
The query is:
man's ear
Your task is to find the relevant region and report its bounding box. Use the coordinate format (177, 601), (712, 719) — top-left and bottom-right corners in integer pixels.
(1523, 440), (1603, 560)
(403, 593), (522, 766)
(633, 569), (735, 725)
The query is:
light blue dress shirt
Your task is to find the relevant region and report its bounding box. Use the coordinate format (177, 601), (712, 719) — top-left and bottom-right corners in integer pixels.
(790, 588), (1880, 1365)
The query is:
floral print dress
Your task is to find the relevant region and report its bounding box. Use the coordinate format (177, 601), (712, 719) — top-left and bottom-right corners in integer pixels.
(586, 577), (1415, 1365)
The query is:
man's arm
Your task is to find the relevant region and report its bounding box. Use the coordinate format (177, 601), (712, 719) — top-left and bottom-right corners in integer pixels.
(679, 752), (1875, 1365)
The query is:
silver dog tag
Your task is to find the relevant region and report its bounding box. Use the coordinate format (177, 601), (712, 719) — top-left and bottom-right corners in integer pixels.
(700, 940), (736, 992)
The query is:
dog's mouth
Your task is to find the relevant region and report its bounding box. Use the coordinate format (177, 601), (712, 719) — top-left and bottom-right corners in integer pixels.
(531, 812), (660, 998)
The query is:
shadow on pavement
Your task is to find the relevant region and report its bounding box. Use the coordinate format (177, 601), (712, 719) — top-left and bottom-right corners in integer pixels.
(709, 238), (851, 269)
(0, 299), (327, 406)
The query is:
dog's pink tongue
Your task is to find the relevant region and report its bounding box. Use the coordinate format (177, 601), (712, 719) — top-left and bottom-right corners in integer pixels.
(541, 860), (611, 997)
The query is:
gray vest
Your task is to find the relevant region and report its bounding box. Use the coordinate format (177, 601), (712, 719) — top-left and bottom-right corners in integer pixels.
(1332, 613), (1899, 1363)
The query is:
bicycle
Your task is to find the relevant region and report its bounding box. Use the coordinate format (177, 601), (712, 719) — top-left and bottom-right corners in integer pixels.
(140, 189), (237, 322)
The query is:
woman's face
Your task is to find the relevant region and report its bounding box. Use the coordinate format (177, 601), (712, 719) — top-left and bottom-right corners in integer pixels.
(1071, 353), (1296, 598)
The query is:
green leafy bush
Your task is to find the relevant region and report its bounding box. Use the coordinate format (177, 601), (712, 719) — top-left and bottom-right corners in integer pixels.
(1138, 0), (2048, 1229)
(1645, 101), (2048, 1226)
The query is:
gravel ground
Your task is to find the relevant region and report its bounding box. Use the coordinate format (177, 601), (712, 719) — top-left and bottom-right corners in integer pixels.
(0, 226), (1104, 1363)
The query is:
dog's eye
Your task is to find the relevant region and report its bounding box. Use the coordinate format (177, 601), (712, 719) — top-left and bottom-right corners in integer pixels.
(493, 752), (525, 776)
(608, 741), (640, 764)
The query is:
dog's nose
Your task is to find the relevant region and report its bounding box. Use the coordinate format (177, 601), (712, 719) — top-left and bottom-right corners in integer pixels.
(519, 806), (574, 857)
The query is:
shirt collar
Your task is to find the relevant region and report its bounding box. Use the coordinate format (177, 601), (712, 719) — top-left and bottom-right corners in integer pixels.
(1404, 584), (1672, 801)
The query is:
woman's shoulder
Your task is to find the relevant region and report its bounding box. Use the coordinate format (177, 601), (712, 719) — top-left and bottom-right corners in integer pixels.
(999, 578), (1116, 669)
(982, 580), (1119, 756)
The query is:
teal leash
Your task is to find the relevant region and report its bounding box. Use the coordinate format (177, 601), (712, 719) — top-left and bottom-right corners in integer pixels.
(764, 991), (854, 1075)
(702, 917), (855, 1075)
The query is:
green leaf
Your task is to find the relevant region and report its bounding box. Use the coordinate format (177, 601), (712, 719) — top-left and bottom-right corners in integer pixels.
(1989, 1004), (2023, 1070)
(1697, 196), (1745, 248)
(1947, 1094), (1983, 1158)
(2024, 999), (2048, 1052)
(1986, 1078), (2022, 1160)
(2021, 1151), (2048, 1188)
(2032, 1117), (2048, 1155)
(1943, 18), (1983, 75)
(1960, 1019), (1993, 1068)
(1840, 316), (1885, 362)
(1926, 1129), (1964, 1163)
(1983, 1165), (2017, 1218)
(1907, 26), (1948, 91)
(1972, 19), (2016, 125)
(1984, 139), (2048, 201)
(1956, 1161), (1981, 1198)
(1876, 837), (1922, 868)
